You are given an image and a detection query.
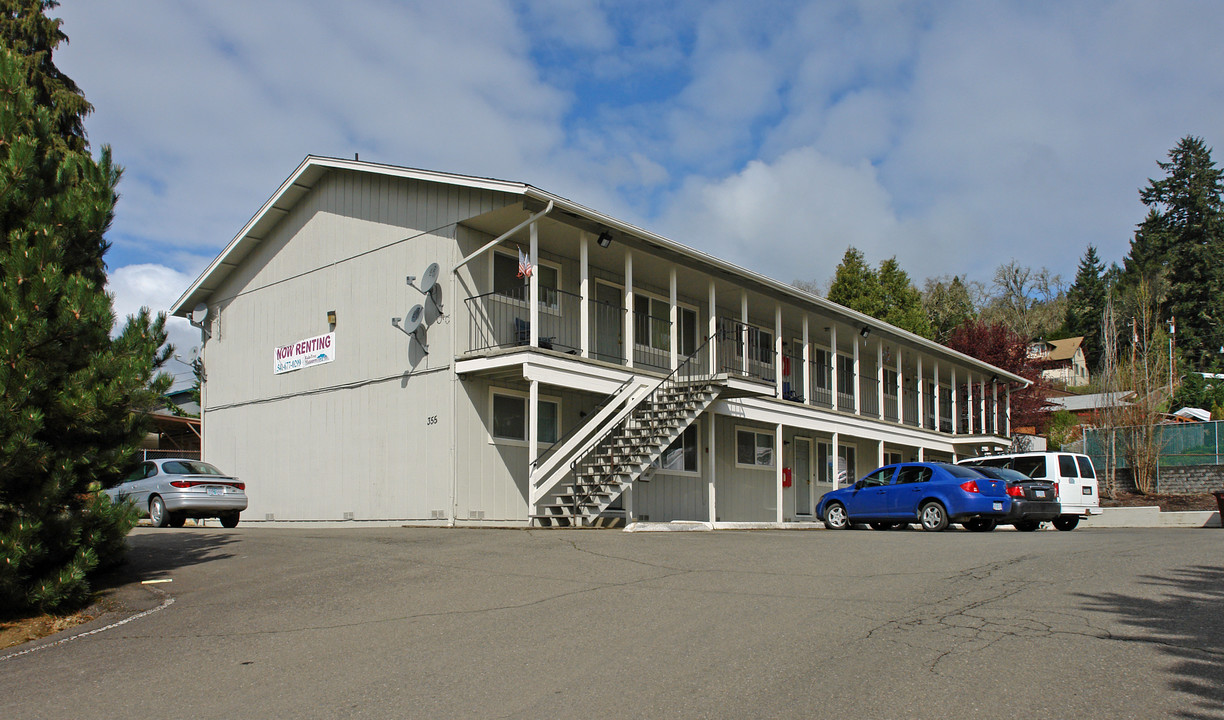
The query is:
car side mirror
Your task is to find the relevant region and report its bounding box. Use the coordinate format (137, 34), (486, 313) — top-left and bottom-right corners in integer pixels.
(853, 480), (865, 490)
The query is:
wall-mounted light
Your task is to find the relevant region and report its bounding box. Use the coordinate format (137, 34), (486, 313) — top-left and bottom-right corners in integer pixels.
(990, 374), (999, 384)
(327, 310), (337, 329)
(860, 326), (871, 338)
(596, 230), (613, 248)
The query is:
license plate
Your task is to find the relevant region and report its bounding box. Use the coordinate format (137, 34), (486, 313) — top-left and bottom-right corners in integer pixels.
(993, 502), (1003, 511)
(1035, 490), (1046, 498)
(207, 487), (223, 496)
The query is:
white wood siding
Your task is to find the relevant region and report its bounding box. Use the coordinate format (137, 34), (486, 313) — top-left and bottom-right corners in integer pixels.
(201, 169), (515, 520)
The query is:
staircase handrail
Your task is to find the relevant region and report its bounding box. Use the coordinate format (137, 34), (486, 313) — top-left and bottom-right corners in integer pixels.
(568, 330), (719, 475)
(531, 376), (635, 473)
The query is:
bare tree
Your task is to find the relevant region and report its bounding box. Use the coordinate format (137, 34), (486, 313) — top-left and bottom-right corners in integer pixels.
(1115, 274), (1170, 494)
(1098, 288), (1121, 499)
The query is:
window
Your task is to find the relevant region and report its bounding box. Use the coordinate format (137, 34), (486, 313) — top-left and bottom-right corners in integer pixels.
(836, 355), (855, 395)
(884, 452), (904, 465)
(634, 295), (670, 351)
(491, 391), (559, 444)
(883, 369), (899, 397)
(1012, 456), (1047, 478)
(860, 467), (894, 487)
(656, 424), (699, 474)
(814, 349), (832, 389)
(736, 429), (774, 467)
(1076, 456), (1096, 479)
(896, 466), (932, 484)
(493, 251), (559, 304)
(1058, 455), (1079, 477)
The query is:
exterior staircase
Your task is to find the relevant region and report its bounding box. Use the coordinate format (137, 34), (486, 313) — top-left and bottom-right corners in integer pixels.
(528, 332), (726, 527)
(531, 379), (722, 527)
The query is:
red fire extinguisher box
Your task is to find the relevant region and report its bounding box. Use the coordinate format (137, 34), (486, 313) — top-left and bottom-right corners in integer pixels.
(782, 467), (793, 488)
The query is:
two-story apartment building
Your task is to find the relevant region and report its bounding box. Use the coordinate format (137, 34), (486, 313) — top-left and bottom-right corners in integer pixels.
(171, 156), (1027, 527)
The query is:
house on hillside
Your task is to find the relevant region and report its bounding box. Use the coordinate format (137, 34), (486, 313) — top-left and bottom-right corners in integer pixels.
(1028, 336), (1090, 387)
(171, 156), (1028, 527)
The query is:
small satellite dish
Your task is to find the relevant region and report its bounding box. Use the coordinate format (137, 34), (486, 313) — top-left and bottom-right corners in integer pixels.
(392, 304), (428, 354)
(189, 303), (208, 326)
(403, 304), (424, 334)
(424, 283), (443, 324)
(418, 263), (440, 294)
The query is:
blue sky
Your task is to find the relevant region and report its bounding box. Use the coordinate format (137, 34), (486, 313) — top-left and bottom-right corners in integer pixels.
(51, 1), (1224, 364)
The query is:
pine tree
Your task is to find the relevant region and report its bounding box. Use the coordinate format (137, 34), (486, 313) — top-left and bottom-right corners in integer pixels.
(1064, 245), (1105, 370)
(0, 2), (171, 613)
(1123, 136), (1224, 369)
(922, 275), (977, 343)
(827, 247), (932, 338)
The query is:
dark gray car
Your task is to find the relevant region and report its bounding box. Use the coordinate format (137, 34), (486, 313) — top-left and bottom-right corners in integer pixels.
(105, 458), (247, 528)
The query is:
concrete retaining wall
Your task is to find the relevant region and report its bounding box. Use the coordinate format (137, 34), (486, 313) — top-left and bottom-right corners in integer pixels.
(1104, 464), (1224, 494)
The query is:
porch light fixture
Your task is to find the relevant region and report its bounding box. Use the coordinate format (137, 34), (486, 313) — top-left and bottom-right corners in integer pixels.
(596, 231), (613, 248)
(327, 310), (337, 328)
(860, 326), (871, 338)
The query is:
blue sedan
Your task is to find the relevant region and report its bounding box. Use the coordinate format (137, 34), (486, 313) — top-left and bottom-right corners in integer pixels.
(816, 462), (1011, 532)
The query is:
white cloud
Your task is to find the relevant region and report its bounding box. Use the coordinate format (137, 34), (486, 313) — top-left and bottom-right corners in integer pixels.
(49, 0), (1224, 297)
(107, 264), (201, 359)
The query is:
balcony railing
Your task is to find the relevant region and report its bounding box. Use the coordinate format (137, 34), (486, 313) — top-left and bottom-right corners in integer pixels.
(715, 318), (775, 385)
(467, 285), (583, 354)
(464, 288), (1008, 437)
(810, 359), (833, 409)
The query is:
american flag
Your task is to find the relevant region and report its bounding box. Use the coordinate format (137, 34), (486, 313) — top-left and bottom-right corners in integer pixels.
(517, 247), (533, 278)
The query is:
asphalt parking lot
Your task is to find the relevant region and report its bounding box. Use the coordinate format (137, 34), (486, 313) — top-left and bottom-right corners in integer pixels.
(2, 526), (1221, 719)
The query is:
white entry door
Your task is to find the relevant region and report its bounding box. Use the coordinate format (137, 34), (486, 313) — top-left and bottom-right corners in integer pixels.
(793, 437), (813, 516)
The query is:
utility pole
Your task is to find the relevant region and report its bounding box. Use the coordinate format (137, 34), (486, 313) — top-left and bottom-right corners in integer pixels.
(1168, 316), (1175, 396)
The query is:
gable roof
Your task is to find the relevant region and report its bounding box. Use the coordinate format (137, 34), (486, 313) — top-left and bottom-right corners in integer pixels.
(1044, 337), (1084, 362)
(171, 155), (1031, 386)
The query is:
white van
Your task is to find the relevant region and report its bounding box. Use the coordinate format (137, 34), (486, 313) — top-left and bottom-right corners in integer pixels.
(957, 452), (1102, 530)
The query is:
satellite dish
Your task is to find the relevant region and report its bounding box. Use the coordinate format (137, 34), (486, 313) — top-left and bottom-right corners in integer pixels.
(392, 304), (429, 354)
(403, 304), (424, 334)
(189, 303), (209, 326)
(418, 263), (440, 294)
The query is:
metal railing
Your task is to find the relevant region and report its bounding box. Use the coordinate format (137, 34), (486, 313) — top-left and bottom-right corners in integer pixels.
(810, 357), (834, 408)
(565, 331), (719, 514)
(883, 390), (899, 422)
(781, 350), (804, 403)
(466, 285), (581, 354)
(859, 375), (880, 417)
(632, 308), (672, 373)
(714, 318), (775, 384)
(902, 383), (919, 427)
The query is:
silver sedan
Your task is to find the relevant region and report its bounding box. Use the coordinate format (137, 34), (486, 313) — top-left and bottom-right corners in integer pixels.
(105, 458), (248, 528)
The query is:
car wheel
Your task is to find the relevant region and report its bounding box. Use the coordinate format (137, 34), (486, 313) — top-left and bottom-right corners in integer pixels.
(1052, 515), (1080, 531)
(220, 513), (240, 528)
(823, 503), (849, 530)
(169, 513), (186, 528)
(919, 502), (949, 532)
(1014, 520), (1040, 532)
(869, 522), (897, 531)
(964, 518), (997, 532)
(149, 495), (171, 528)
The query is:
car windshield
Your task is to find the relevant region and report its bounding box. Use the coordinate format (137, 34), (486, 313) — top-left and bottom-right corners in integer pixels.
(161, 460), (226, 476)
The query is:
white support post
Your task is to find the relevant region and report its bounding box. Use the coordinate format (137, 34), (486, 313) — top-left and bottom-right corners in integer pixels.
(708, 280), (717, 373)
(669, 267), (678, 370)
(918, 446), (924, 462)
(967, 373), (974, 435)
(878, 439), (885, 469)
(896, 348), (904, 424)
(933, 361), (941, 432)
(876, 341), (884, 419)
(831, 324), (838, 407)
(802, 316), (810, 406)
(775, 305), (783, 398)
(951, 367), (958, 435)
(776, 423), (784, 523)
(1006, 386), (1012, 436)
(853, 337), (861, 415)
(528, 379), (539, 472)
(980, 378), (987, 435)
(529, 221), (539, 347)
(624, 251), (634, 368)
(708, 413), (717, 523)
(741, 291), (749, 375)
(991, 380), (998, 435)
(916, 355), (924, 429)
(831, 432), (840, 490)
(579, 232), (590, 358)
